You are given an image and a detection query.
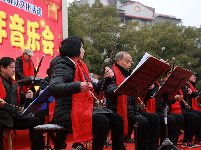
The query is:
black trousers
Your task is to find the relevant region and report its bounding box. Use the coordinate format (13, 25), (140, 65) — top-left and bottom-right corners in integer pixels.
(181, 108), (199, 142)
(0, 117), (45, 150)
(59, 113), (124, 150)
(141, 112), (160, 150)
(127, 112), (149, 150)
(157, 113), (175, 144)
(169, 113), (184, 145)
(190, 110), (201, 139)
(92, 113), (124, 150)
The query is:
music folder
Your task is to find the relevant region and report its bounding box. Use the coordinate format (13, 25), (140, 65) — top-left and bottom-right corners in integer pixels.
(22, 86), (54, 115)
(114, 52), (170, 96)
(153, 66), (193, 100)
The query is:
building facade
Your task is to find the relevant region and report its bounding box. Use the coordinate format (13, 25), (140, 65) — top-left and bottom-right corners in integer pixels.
(75, 0), (182, 26)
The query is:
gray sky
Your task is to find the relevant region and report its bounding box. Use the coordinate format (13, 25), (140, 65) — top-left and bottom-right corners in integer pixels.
(67, 0), (201, 28)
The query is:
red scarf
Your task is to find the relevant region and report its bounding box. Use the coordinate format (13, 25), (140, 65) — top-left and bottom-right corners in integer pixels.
(22, 55), (34, 92)
(146, 81), (160, 113)
(163, 77), (182, 114)
(112, 64), (128, 137)
(45, 100), (55, 123)
(0, 77), (20, 106)
(147, 98), (155, 113)
(189, 82), (201, 111)
(71, 59), (93, 143)
(147, 81), (161, 113)
(170, 89), (182, 114)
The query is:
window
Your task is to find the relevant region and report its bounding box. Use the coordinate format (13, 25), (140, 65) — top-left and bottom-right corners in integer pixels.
(141, 20), (147, 26)
(120, 17), (125, 23)
(121, 2), (127, 5)
(125, 17), (132, 23)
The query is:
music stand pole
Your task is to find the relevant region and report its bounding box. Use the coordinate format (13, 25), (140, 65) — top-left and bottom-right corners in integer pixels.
(133, 90), (138, 150)
(158, 92), (178, 150)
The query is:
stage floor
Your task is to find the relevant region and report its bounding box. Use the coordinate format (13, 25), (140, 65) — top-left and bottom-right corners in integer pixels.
(3, 130), (200, 150)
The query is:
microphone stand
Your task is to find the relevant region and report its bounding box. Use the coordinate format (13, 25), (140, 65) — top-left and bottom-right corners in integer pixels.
(30, 55), (45, 90)
(158, 92), (178, 150)
(23, 55), (45, 108)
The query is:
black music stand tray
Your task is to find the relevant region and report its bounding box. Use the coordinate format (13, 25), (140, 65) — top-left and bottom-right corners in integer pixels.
(153, 66), (193, 150)
(22, 87), (56, 150)
(114, 53), (170, 150)
(17, 76), (43, 86)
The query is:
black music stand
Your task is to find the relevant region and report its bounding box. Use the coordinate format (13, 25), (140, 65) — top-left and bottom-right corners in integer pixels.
(22, 87), (54, 115)
(114, 53), (170, 150)
(17, 76), (43, 86)
(153, 67), (193, 150)
(22, 87), (55, 150)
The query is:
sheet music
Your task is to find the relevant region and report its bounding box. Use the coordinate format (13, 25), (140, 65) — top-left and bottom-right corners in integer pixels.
(153, 67), (193, 100)
(132, 52), (151, 74)
(118, 53), (152, 89)
(114, 52), (170, 96)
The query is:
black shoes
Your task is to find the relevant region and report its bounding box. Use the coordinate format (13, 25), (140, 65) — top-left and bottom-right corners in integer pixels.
(125, 138), (134, 143)
(71, 143), (87, 150)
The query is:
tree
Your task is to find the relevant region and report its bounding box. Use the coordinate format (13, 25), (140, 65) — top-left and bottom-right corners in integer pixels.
(68, 0), (120, 76)
(68, 1), (201, 89)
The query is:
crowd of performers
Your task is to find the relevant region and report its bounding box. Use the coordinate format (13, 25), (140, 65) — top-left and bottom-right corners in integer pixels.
(0, 36), (201, 150)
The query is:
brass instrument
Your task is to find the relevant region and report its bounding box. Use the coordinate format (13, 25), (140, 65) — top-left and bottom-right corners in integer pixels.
(182, 62), (192, 111)
(182, 99), (191, 111)
(171, 57), (175, 74)
(96, 34), (120, 108)
(182, 82), (192, 111)
(158, 47), (165, 59)
(188, 62), (191, 71)
(136, 97), (149, 112)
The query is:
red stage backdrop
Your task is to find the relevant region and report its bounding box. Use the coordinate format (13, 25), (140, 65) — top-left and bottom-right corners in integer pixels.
(0, 0), (62, 78)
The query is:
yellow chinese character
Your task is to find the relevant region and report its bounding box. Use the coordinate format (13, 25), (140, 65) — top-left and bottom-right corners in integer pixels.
(42, 26), (54, 56)
(27, 20), (40, 51)
(0, 11), (7, 44)
(9, 14), (24, 48)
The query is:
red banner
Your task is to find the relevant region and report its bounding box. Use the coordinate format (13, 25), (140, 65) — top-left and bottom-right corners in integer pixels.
(0, 0), (62, 78)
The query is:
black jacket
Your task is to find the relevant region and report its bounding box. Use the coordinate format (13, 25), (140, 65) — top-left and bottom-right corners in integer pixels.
(15, 56), (36, 81)
(36, 76), (51, 96)
(0, 76), (26, 127)
(104, 64), (134, 113)
(181, 81), (199, 107)
(48, 55), (112, 128)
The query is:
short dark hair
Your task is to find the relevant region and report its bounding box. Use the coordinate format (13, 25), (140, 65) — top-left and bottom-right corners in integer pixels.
(0, 57), (15, 71)
(59, 36), (84, 57)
